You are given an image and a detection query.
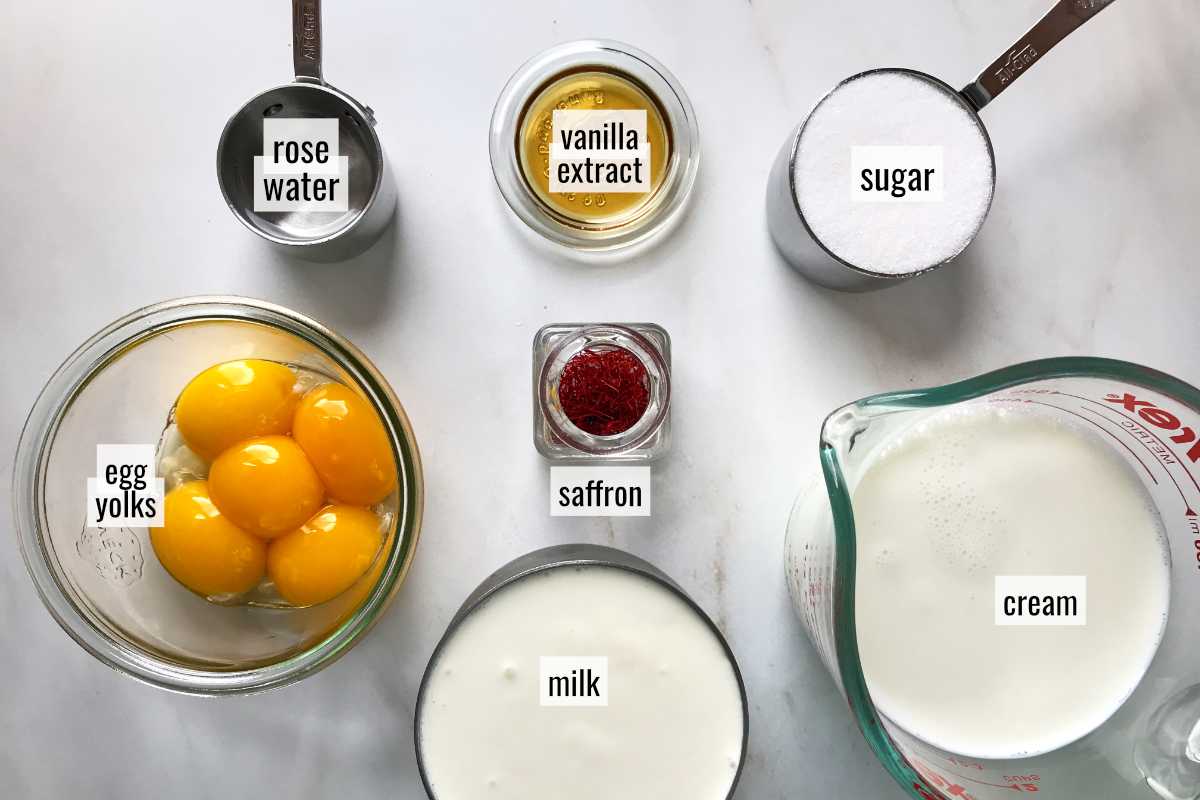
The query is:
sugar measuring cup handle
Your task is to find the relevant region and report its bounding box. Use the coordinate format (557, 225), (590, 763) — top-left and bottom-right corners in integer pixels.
(292, 0), (323, 84)
(960, 0), (1117, 111)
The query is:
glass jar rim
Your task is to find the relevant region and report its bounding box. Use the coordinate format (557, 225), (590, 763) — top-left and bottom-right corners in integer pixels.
(10, 295), (424, 695)
(489, 39), (700, 252)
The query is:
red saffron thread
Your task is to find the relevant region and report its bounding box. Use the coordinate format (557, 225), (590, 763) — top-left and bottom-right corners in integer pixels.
(557, 346), (650, 436)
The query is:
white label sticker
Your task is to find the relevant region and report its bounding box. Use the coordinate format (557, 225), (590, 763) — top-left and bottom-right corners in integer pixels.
(85, 444), (165, 528)
(539, 656), (609, 707)
(253, 117), (348, 212)
(550, 466), (651, 517)
(851, 145), (945, 203)
(995, 576), (1087, 626)
(549, 109), (650, 193)
(262, 118), (341, 175)
(253, 155), (349, 212)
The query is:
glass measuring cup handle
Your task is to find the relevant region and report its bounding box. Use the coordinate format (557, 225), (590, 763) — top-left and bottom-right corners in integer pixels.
(292, 0), (324, 84)
(1135, 684), (1200, 800)
(960, 0), (1117, 111)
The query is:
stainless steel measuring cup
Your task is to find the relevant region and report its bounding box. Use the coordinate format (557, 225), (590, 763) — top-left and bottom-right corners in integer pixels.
(413, 543), (750, 799)
(767, 0), (1116, 291)
(217, 0), (396, 262)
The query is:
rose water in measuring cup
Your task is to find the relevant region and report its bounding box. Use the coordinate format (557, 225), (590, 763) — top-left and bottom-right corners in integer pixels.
(785, 359), (1200, 800)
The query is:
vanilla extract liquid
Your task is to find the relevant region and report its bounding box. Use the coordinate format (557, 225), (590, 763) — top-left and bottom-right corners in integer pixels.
(518, 70), (670, 225)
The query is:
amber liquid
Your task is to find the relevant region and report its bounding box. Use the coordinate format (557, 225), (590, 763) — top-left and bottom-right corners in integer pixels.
(518, 70), (671, 227)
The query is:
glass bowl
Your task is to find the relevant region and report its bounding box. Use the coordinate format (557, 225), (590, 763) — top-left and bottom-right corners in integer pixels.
(11, 296), (423, 694)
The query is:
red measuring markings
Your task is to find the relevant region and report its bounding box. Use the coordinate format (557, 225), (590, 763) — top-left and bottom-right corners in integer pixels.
(1095, 393), (1200, 505)
(1027, 389), (1200, 569)
(1099, 392), (1200, 568)
(1104, 393), (1200, 465)
(911, 760), (978, 799)
(1016, 398), (1160, 487)
(1194, 520), (1200, 571)
(913, 758), (1041, 796)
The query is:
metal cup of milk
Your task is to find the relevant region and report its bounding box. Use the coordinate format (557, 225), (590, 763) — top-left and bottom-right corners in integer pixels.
(784, 357), (1200, 800)
(766, 0), (1116, 291)
(414, 544), (748, 800)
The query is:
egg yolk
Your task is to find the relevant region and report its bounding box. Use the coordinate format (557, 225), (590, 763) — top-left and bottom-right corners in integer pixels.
(267, 505), (384, 606)
(293, 383), (398, 506)
(209, 435), (324, 539)
(150, 481), (266, 598)
(175, 359), (298, 461)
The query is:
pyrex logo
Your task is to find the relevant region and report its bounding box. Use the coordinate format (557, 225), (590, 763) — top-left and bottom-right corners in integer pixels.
(1105, 392), (1200, 571)
(1104, 393), (1200, 463)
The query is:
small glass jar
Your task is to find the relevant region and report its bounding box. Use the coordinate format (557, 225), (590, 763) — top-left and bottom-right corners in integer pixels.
(533, 323), (671, 462)
(490, 40), (700, 253)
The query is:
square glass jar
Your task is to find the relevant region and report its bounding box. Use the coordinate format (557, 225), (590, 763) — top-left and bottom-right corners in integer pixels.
(532, 323), (671, 463)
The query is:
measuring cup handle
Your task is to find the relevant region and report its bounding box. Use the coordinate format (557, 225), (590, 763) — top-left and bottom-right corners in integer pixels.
(960, 0), (1116, 111)
(292, 0), (323, 84)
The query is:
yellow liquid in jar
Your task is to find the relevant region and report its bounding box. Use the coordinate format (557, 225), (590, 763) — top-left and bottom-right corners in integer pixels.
(518, 70), (671, 227)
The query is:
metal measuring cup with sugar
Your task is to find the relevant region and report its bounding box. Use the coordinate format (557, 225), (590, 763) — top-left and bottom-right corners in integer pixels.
(217, 0), (396, 262)
(766, 0), (1116, 292)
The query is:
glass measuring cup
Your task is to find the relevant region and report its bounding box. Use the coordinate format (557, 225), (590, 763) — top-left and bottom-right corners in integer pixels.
(11, 297), (424, 694)
(785, 358), (1200, 799)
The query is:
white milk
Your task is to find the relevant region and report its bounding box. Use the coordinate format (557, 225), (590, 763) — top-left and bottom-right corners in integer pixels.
(794, 71), (993, 274)
(418, 566), (745, 799)
(853, 403), (1170, 759)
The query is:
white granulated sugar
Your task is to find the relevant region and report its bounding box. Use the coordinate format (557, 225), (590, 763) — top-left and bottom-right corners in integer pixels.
(794, 71), (994, 275)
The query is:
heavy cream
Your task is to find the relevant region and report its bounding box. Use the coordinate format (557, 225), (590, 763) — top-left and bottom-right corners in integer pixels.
(417, 565), (745, 799)
(853, 403), (1170, 759)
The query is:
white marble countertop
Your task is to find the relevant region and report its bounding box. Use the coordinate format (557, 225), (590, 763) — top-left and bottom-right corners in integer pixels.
(2, 1), (1198, 797)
